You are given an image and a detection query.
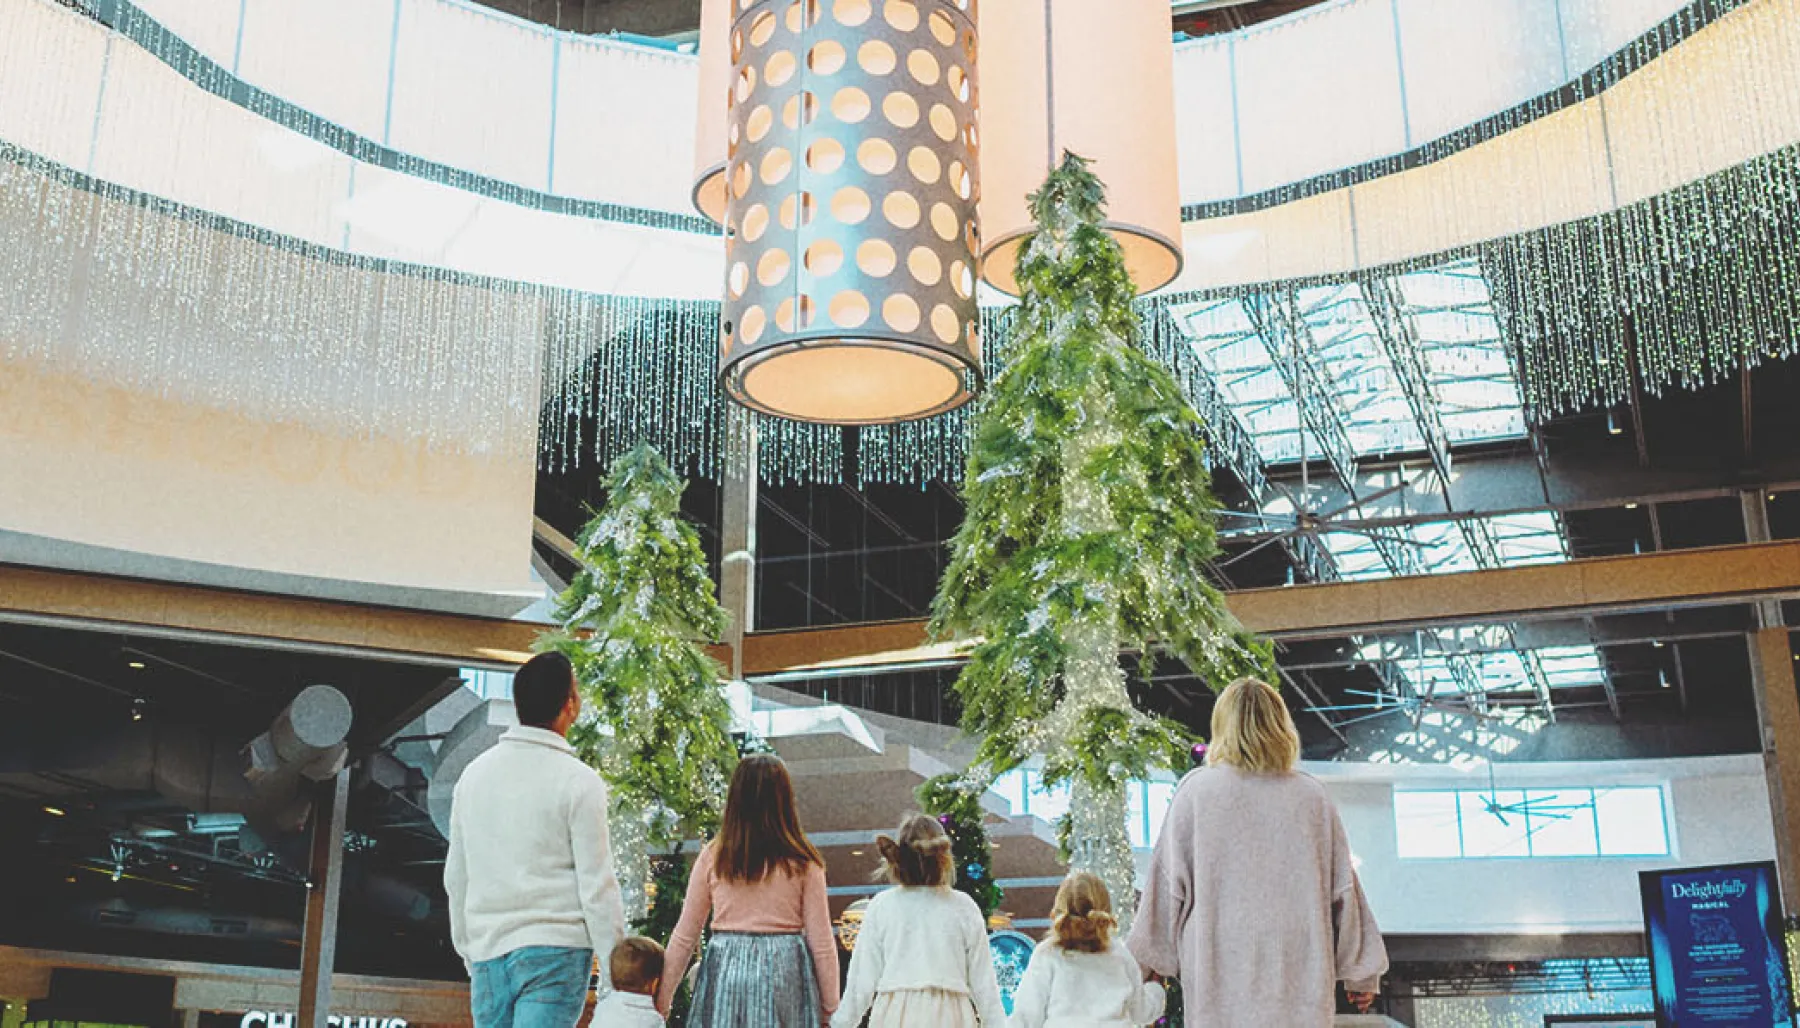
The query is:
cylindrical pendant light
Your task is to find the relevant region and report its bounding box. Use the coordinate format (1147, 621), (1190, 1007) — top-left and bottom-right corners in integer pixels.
(692, 0), (733, 225)
(977, 0), (1183, 296)
(716, 0), (983, 425)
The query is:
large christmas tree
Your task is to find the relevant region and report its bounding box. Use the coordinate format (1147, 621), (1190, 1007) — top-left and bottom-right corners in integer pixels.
(931, 155), (1272, 928)
(540, 444), (739, 923)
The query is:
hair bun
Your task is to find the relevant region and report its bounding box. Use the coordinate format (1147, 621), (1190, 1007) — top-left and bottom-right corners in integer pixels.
(874, 815), (955, 888)
(875, 835), (902, 864)
(1051, 873), (1118, 953)
(1052, 908), (1118, 953)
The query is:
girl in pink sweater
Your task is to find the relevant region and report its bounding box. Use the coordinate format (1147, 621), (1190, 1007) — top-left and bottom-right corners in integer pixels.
(658, 754), (840, 1025)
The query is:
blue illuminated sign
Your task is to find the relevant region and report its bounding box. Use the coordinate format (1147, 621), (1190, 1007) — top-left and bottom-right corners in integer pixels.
(1640, 862), (1794, 1027)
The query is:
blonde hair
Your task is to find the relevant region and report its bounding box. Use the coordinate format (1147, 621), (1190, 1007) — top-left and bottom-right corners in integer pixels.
(875, 813), (954, 888)
(1207, 677), (1301, 773)
(1050, 872), (1117, 953)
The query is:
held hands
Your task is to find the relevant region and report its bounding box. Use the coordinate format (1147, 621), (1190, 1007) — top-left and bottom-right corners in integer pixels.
(1347, 991), (1377, 1013)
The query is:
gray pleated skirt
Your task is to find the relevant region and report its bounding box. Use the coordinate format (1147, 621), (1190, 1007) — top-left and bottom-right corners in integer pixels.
(689, 931), (822, 1027)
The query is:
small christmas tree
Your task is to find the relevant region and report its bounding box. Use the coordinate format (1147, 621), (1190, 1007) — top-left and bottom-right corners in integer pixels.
(919, 774), (1004, 917)
(541, 444), (739, 925)
(931, 155), (1271, 929)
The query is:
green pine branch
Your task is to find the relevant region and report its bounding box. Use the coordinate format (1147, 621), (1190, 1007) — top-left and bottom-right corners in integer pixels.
(931, 153), (1274, 791)
(540, 444), (738, 848)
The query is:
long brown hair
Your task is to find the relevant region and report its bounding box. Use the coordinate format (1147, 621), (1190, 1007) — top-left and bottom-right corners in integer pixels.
(875, 813), (953, 888)
(713, 753), (822, 883)
(1051, 872), (1118, 953)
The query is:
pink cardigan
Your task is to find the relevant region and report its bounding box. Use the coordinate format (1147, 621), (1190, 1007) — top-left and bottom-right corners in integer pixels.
(656, 842), (841, 1015)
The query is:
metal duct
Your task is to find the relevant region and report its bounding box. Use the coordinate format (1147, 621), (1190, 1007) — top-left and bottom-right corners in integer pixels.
(0, 685), (354, 833)
(246, 684), (354, 784)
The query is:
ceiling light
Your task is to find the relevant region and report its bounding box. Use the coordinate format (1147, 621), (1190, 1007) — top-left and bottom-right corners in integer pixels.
(850, 849), (863, 856)
(130, 698), (145, 722)
(700, 0), (982, 424)
(980, 1), (1184, 294)
(690, 0), (730, 224)
(1625, 502), (1639, 510)
(127, 661), (146, 670)
(43, 806), (65, 817)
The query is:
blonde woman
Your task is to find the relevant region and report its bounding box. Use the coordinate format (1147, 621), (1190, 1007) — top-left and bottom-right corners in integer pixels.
(1126, 678), (1388, 1027)
(1009, 872), (1165, 1028)
(831, 814), (1008, 1027)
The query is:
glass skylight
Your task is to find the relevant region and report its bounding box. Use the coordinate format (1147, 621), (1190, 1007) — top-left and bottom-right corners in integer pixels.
(1174, 258), (1526, 469)
(1168, 261), (1605, 708)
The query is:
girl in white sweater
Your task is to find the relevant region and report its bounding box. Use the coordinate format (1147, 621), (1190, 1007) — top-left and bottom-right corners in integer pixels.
(1010, 872), (1166, 1028)
(831, 814), (1009, 1027)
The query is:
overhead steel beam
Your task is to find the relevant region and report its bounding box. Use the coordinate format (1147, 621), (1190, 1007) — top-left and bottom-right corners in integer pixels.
(739, 540), (1800, 675)
(1365, 279), (1453, 483)
(1243, 450), (1800, 533)
(1147, 307), (1272, 501)
(0, 563), (547, 669)
(1275, 607), (1750, 671)
(9, 543), (1800, 678)
(1242, 291), (1358, 485)
(1151, 306), (1333, 581)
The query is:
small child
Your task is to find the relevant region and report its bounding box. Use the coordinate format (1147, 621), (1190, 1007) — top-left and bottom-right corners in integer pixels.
(593, 936), (666, 1028)
(1009, 873), (1165, 1028)
(832, 813), (1009, 1027)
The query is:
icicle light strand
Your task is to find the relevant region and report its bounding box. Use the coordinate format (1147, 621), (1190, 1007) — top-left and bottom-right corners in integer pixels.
(9, 128), (1800, 486)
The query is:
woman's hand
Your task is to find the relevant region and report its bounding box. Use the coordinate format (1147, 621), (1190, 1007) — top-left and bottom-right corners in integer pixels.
(1347, 991), (1377, 1013)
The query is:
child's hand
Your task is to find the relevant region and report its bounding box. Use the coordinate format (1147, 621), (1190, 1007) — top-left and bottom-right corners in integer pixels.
(1347, 991), (1377, 1013)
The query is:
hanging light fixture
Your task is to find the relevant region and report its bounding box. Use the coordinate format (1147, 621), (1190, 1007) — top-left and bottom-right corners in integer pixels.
(692, 0), (733, 224)
(705, 0), (983, 425)
(977, 0), (1183, 295)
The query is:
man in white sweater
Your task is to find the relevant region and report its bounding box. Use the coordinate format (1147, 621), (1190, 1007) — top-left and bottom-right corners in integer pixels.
(445, 651), (624, 1028)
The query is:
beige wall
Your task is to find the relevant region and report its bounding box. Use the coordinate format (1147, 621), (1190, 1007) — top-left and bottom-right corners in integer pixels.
(0, 361), (538, 608)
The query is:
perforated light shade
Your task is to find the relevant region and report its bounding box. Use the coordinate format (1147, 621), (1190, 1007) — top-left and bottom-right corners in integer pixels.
(717, 0), (982, 425)
(693, 0), (733, 224)
(977, 0), (1183, 296)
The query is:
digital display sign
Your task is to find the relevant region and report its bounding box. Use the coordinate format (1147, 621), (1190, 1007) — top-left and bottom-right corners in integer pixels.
(1641, 862), (1794, 1027)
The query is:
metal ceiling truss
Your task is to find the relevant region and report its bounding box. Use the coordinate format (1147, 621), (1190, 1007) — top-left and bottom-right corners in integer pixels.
(1166, 261), (1621, 733)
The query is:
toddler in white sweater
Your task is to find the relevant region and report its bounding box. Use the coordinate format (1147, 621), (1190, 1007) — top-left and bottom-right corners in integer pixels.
(591, 936), (666, 1028)
(831, 814), (1009, 1028)
(1010, 872), (1165, 1028)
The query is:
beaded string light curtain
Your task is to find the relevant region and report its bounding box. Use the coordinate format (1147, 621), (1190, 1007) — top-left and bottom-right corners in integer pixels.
(977, 0), (1183, 295)
(709, 0), (983, 424)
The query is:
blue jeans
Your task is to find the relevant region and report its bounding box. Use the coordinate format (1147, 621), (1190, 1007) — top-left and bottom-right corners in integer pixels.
(471, 946), (594, 1028)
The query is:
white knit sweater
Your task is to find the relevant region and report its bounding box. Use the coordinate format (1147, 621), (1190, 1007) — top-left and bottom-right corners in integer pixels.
(444, 726), (624, 966)
(1009, 941), (1166, 1028)
(832, 886), (1009, 1027)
